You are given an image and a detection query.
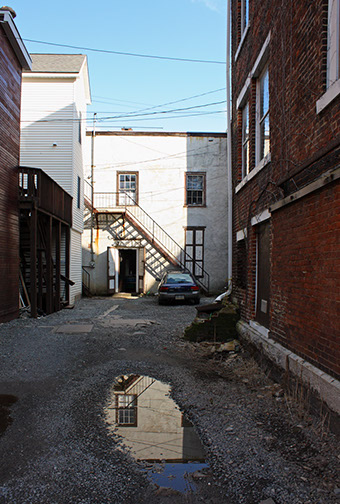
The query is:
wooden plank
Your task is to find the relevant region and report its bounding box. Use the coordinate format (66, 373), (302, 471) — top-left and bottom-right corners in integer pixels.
(30, 205), (37, 318)
(55, 221), (61, 312)
(46, 215), (53, 314)
(65, 226), (70, 305)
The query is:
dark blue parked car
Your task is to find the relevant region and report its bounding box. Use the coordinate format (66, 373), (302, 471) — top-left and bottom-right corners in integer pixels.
(157, 270), (200, 305)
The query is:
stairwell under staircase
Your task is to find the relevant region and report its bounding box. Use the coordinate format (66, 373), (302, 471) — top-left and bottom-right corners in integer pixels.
(83, 191), (210, 294)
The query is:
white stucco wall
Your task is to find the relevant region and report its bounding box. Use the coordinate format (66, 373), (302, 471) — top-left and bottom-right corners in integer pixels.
(83, 132), (228, 295)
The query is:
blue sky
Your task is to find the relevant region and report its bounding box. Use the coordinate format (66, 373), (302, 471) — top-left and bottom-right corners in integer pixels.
(11, 0), (227, 132)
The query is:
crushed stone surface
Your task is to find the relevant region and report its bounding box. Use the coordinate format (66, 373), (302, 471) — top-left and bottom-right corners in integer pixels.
(0, 296), (339, 504)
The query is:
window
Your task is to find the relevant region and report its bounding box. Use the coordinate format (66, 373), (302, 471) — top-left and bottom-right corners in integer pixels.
(316, 0), (340, 113)
(255, 221), (270, 328)
(77, 176), (81, 209)
(241, 0), (249, 37)
(116, 394), (137, 426)
(185, 173), (206, 206)
(256, 65), (270, 163)
(327, 0), (340, 87)
(185, 227), (204, 278)
(117, 172), (138, 206)
(242, 102), (250, 178)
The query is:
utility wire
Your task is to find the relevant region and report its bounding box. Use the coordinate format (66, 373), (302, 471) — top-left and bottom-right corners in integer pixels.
(88, 100), (227, 121)
(92, 87), (226, 113)
(20, 101), (226, 124)
(23, 38), (226, 65)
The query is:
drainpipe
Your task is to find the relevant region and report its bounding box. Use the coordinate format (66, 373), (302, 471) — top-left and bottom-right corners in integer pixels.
(226, 0), (233, 294)
(90, 113), (97, 266)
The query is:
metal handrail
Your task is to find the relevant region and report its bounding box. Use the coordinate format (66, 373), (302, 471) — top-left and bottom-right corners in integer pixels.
(92, 191), (210, 293)
(82, 266), (91, 293)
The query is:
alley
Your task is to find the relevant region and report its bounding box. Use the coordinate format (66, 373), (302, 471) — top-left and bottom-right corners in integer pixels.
(0, 296), (339, 504)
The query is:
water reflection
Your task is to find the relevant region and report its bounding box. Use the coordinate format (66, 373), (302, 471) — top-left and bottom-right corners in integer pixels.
(105, 375), (208, 493)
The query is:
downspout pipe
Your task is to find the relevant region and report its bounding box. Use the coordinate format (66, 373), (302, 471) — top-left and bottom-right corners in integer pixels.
(226, 0), (233, 294)
(90, 113), (97, 265)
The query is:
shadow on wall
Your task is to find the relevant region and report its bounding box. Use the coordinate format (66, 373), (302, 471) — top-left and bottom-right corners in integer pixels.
(21, 104), (85, 303)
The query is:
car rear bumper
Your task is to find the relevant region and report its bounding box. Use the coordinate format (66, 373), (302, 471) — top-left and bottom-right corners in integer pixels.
(159, 292), (200, 303)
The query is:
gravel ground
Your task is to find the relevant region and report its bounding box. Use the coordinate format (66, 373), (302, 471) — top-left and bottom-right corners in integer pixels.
(0, 295), (339, 504)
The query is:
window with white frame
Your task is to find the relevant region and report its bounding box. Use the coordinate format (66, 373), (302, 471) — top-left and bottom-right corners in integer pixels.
(185, 173), (206, 206)
(242, 102), (250, 178)
(117, 172), (138, 206)
(241, 0), (249, 37)
(116, 394), (137, 426)
(256, 65), (270, 163)
(327, 0), (340, 87)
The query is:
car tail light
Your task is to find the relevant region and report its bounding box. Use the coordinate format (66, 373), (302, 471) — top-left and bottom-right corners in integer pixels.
(159, 286), (169, 292)
(190, 286), (200, 291)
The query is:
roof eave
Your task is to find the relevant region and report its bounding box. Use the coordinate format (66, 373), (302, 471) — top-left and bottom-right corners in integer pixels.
(0, 11), (32, 70)
(79, 56), (92, 105)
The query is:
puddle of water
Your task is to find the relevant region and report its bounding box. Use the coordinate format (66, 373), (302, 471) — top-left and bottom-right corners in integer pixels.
(0, 394), (18, 435)
(105, 375), (208, 494)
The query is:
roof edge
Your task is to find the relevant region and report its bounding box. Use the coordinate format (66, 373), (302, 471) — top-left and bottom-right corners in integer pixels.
(0, 10), (31, 69)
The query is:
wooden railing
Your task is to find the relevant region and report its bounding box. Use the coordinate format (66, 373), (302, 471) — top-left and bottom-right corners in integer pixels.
(19, 167), (72, 225)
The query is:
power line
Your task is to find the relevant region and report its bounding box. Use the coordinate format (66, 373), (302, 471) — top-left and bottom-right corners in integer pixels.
(98, 110), (226, 123)
(23, 38), (226, 65)
(91, 87), (226, 114)
(20, 100), (226, 124)
(94, 100), (226, 121)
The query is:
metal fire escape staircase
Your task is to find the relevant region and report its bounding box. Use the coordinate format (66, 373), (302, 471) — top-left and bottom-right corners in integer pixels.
(84, 191), (210, 294)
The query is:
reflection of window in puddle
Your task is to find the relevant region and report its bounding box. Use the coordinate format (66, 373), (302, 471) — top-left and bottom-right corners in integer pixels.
(105, 375), (208, 494)
(117, 394), (137, 426)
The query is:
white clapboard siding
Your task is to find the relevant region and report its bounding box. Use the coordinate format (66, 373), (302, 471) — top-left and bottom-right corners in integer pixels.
(20, 81), (75, 194)
(71, 108), (85, 234)
(21, 61), (91, 306)
(69, 229), (82, 304)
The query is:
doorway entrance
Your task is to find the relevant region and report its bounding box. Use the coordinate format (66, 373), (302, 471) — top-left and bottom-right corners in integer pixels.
(119, 249), (137, 293)
(255, 221), (270, 328)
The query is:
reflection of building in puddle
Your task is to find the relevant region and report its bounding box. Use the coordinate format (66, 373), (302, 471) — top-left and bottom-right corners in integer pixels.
(105, 375), (208, 493)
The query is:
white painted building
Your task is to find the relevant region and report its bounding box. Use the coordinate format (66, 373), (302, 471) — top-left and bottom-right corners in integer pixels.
(20, 54), (91, 304)
(83, 131), (228, 295)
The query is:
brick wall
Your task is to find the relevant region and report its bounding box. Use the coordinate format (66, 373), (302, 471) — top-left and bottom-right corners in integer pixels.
(0, 27), (22, 322)
(231, 0), (340, 379)
(271, 182), (340, 380)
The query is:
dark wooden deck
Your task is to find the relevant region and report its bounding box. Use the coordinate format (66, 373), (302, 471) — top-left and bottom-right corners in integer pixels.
(19, 167), (72, 317)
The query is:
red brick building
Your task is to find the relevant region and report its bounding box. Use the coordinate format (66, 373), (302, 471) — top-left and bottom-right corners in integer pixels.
(0, 8), (31, 322)
(230, 0), (340, 409)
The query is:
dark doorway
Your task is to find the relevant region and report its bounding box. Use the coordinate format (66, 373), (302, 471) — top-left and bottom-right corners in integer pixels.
(119, 249), (137, 293)
(255, 221), (270, 328)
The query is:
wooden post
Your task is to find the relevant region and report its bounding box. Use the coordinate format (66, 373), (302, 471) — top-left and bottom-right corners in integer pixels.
(55, 220), (61, 312)
(30, 205), (37, 318)
(37, 249), (43, 311)
(65, 226), (70, 305)
(46, 215), (53, 314)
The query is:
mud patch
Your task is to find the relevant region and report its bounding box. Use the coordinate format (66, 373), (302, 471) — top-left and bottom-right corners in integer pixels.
(0, 394), (18, 435)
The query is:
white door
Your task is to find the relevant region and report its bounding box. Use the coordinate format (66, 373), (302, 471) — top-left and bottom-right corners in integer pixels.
(107, 247), (119, 294)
